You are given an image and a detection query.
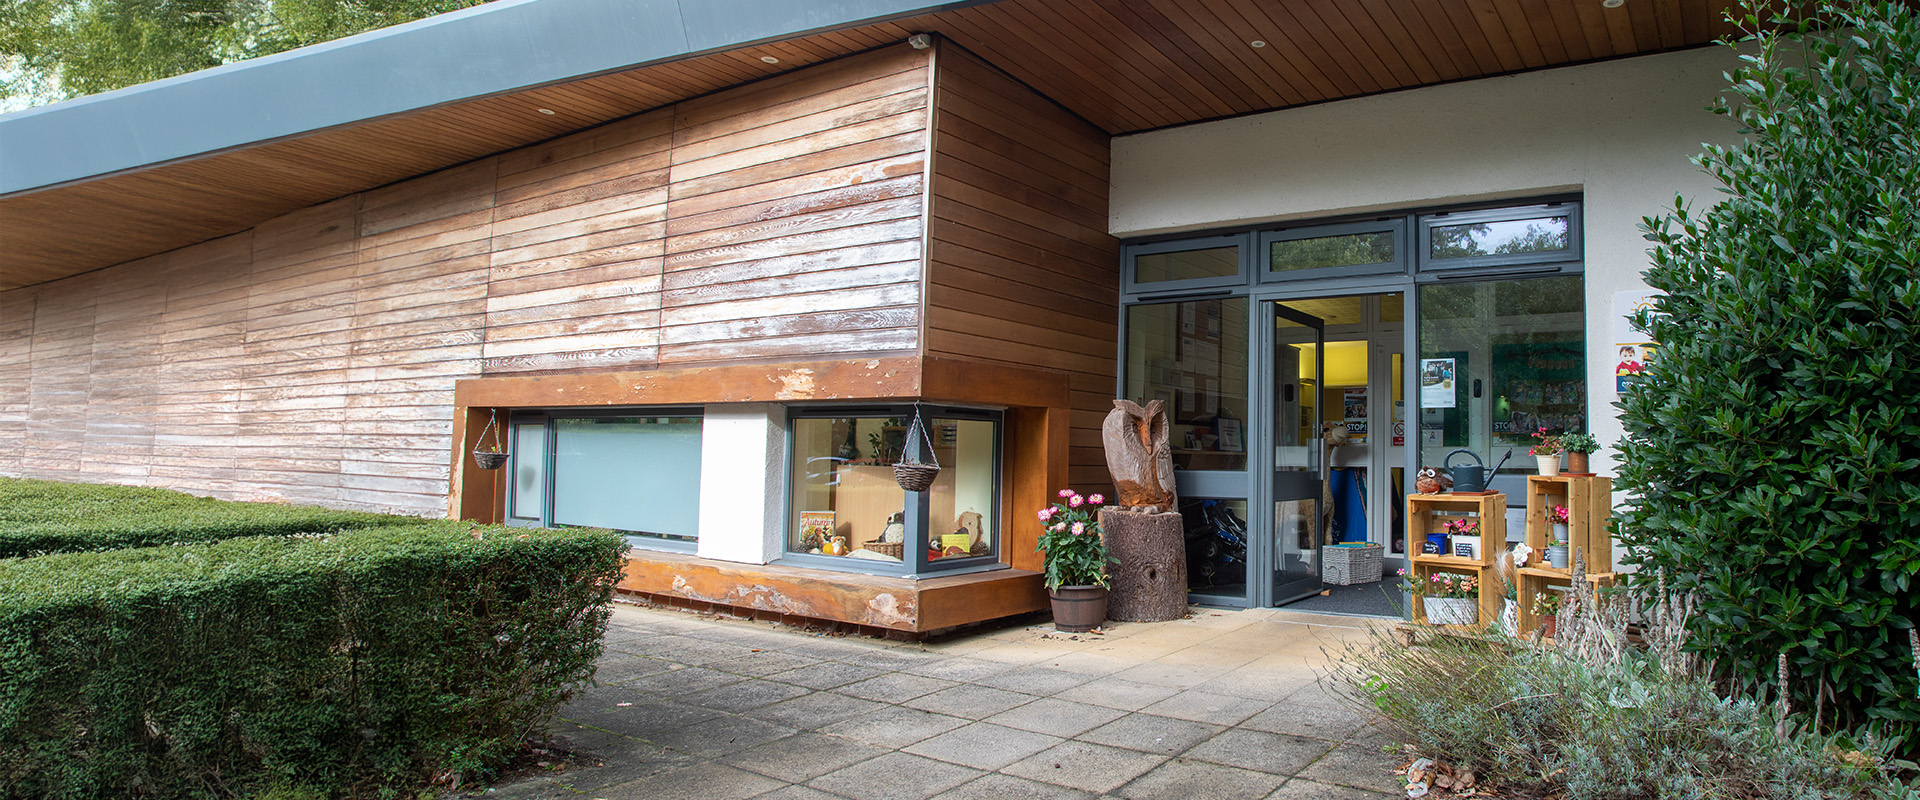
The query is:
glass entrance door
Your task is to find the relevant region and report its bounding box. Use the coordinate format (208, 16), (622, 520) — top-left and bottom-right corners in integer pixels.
(1271, 302), (1326, 604)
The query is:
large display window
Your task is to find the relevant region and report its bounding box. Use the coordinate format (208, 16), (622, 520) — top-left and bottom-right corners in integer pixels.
(506, 410), (703, 549)
(785, 406), (1001, 575)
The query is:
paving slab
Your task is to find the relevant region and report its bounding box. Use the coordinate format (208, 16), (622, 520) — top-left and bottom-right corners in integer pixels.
(505, 602), (1403, 800)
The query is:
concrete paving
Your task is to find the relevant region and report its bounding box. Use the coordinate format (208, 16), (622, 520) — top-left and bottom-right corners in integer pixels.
(484, 603), (1406, 800)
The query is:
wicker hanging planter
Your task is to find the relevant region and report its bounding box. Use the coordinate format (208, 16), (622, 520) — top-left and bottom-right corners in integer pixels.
(893, 405), (940, 492)
(472, 410), (509, 470)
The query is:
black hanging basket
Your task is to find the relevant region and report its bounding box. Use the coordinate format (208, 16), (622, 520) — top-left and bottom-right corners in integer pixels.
(472, 410), (509, 470)
(893, 406), (941, 492)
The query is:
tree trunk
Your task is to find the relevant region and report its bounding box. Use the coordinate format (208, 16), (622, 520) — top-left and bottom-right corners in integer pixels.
(1097, 509), (1188, 622)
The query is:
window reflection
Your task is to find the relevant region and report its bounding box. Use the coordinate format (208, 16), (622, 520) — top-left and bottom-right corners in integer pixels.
(1417, 276), (1585, 474)
(1124, 298), (1249, 471)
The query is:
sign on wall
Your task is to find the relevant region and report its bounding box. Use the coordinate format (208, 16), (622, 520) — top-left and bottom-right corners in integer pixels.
(1613, 290), (1661, 392)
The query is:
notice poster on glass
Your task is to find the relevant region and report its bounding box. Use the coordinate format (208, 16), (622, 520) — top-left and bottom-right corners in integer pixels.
(1342, 387), (1368, 444)
(1614, 289), (1660, 393)
(1419, 358), (1457, 408)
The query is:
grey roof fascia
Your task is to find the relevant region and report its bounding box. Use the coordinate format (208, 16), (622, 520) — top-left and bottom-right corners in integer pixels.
(0, 0), (970, 196)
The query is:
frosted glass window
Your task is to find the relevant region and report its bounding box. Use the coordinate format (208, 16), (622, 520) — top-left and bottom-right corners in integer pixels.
(509, 422), (546, 522)
(552, 416), (702, 541)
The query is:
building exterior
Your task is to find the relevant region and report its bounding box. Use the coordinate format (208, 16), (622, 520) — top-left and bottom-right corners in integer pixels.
(0, 0), (1741, 631)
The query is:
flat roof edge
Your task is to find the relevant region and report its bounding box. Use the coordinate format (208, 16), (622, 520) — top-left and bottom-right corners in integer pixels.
(0, 0), (963, 195)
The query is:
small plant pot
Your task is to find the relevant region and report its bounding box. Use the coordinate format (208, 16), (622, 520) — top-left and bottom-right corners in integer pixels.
(1541, 614), (1559, 640)
(1546, 544), (1569, 569)
(1451, 535), (1480, 560)
(1049, 585), (1108, 632)
(472, 451), (509, 470)
(1567, 451), (1591, 473)
(1535, 453), (1561, 476)
(1551, 522), (1569, 543)
(1424, 597), (1477, 626)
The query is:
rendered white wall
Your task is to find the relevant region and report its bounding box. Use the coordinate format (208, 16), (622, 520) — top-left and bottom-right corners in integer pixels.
(696, 403), (787, 564)
(1111, 45), (1744, 481)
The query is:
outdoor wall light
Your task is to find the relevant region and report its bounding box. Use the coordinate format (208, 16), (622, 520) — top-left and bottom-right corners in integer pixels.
(1250, 40), (1267, 48)
(536, 108), (555, 115)
(1602, 0), (1625, 8)
(761, 56), (780, 64)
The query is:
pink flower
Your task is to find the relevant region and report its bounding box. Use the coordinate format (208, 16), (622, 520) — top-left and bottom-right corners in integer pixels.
(1052, 522), (1067, 532)
(1058, 489), (1073, 498)
(1037, 508), (1055, 522)
(1068, 494), (1084, 508)
(1088, 494), (1104, 505)
(1071, 522), (1085, 535)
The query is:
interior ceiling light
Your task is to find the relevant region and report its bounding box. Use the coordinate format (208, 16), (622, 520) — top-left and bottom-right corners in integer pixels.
(1602, 0), (1624, 7)
(536, 108), (556, 115)
(1250, 40), (1267, 48)
(761, 56), (780, 64)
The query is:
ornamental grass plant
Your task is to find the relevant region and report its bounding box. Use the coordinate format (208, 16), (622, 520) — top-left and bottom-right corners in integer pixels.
(1335, 576), (1916, 800)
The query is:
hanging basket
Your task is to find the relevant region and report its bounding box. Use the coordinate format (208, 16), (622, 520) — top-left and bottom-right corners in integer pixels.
(892, 405), (941, 492)
(472, 410), (508, 470)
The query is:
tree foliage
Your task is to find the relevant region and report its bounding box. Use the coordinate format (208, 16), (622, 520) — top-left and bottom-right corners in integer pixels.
(0, 0), (489, 108)
(1618, 0), (1920, 747)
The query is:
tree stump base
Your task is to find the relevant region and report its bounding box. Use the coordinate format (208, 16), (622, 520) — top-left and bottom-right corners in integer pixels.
(1097, 509), (1188, 622)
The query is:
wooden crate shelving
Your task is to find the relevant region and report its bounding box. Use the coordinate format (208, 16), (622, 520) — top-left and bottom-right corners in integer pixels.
(1405, 492), (1504, 631)
(1516, 569), (1617, 639)
(1523, 475), (1612, 576)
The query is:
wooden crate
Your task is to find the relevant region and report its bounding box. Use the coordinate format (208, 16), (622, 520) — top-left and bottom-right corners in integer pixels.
(1516, 569), (1617, 640)
(1523, 475), (1613, 575)
(1405, 492), (1504, 632)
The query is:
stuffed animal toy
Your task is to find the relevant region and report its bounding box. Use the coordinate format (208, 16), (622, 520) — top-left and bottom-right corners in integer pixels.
(1414, 465), (1454, 495)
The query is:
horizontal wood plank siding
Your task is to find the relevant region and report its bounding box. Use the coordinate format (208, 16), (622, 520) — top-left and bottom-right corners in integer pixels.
(0, 45), (930, 514)
(923, 43), (1119, 489)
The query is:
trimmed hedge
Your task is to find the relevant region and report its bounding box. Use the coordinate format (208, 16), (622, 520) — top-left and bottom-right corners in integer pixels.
(0, 477), (434, 558)
(0, 522), (626, 799)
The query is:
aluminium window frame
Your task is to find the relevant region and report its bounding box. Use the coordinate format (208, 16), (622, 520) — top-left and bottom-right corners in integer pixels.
(779, 403), (1006, 579)
(1121, 232), (1253, 296)
(1417, 202), (1584, 274)
(1257, 217), (1409, 283)
(504, 406), (705, 554)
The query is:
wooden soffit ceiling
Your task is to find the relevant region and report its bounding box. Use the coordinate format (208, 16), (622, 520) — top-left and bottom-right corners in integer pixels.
(0, 0), (1738, 291)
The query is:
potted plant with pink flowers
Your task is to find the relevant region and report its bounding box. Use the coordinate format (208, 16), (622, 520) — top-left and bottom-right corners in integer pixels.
(1036, 489), (1115, 632)
(1407, 570), (1479, 626)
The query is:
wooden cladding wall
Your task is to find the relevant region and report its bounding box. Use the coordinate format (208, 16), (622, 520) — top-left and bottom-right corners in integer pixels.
(923, 44), (1119, 489)
(0, 45), (932, 515)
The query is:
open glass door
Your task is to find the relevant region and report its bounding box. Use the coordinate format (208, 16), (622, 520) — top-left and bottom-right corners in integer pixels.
(1272, 302), (1326, 604)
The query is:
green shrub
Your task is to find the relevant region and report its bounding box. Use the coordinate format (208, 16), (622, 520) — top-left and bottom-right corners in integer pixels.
(0, 522), (626, 799)
(1337, 625), (1910, 798)
(0, 477), (433, 558)
(1621, 0), (1920, 743)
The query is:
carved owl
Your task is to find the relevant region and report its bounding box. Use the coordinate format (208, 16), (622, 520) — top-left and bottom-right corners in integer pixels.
(1414, 465), (1453, 495)
(1102, 399), (1177, 511)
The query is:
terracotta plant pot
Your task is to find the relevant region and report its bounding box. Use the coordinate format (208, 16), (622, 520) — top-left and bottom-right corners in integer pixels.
(1050, 585), (1109, 632)
(1542, 614), (1559, 640)
(1567, 451), (1590, 473)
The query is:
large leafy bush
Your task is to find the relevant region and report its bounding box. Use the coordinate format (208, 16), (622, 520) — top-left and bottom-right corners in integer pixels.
(0, 522), (625, 799)
(1620, 1), (1920, 741)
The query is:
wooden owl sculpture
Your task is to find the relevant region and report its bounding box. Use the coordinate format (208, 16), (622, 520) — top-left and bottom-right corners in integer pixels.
(1102, 399), (1177, 511)
(1414, 465), (1454, 495)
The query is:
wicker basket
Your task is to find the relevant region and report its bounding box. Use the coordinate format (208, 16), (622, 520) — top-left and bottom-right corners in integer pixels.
(868, 541), (905, 559)
(893, 463), (939, 492)
(1320, 542), (1384, 585)
(472, 451), (509, 470)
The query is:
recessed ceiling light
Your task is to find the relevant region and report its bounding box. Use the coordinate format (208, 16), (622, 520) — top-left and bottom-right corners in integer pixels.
(1602, 0), (1624, 7)
(536, 108), (555, 115)
(761, 56), (780, 64)
(1250, 40), (1267, 48)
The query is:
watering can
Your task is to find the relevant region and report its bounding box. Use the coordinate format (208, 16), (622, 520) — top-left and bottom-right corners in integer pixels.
(1445, 449), (1486, 493)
